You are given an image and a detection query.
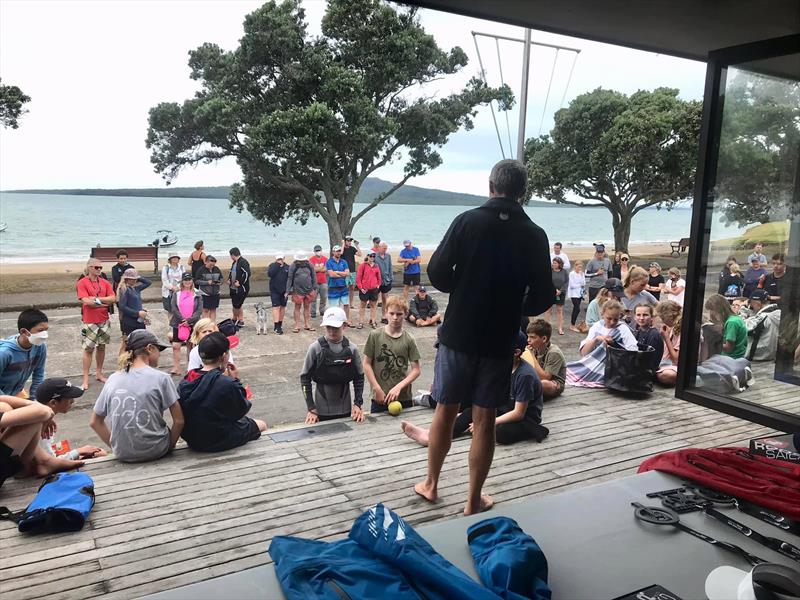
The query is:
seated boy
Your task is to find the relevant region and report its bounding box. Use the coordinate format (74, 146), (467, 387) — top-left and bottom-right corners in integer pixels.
(523, 319), (566, 399)
(178, 332), (267, 452)
(363, 296), (421, 413)
(0, 308), (49, 399)
(1, 395), (83, 487)
(301, 307), (365, 423)
(36, 378), (106, 460)
(407, 286), (442, 327)
(402, 331), (548, 446)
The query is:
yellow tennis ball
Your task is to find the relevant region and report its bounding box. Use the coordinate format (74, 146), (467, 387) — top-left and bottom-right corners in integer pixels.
(387, 401), (403, 416)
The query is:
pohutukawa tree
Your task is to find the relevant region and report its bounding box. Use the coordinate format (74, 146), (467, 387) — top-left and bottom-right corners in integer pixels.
(146, 0), (512, 247)
(525, 87), (701, 252)
(0, 79), (31, 129)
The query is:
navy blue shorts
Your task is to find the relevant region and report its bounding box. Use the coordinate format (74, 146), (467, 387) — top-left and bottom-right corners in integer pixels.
(271, 292), (287, 307)
(431, 343), (511, 409)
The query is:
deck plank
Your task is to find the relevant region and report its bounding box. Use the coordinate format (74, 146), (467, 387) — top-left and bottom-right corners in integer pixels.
(0, 379), (790, 599)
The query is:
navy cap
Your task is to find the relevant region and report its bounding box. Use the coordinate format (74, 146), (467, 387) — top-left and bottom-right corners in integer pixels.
(749, 289), (769, 301)
(198, 331), (230, 360)
(604, 277), (624, 297)
(36, 378), (84, 403)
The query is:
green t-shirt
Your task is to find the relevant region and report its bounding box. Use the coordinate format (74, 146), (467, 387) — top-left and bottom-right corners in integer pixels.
(363, 328), (420, 402)
(722, 315), (748, 359)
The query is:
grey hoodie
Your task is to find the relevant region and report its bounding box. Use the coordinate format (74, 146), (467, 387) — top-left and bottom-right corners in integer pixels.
(287, 261), (318, 296)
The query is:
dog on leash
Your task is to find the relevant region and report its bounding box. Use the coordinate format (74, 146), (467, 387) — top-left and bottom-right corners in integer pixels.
(254, 302), (269, 335)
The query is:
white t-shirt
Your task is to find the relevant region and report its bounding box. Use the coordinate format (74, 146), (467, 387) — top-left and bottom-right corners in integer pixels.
(580, 321), (639, 352)
(187, 346), (235, 371)
(664, 278), (686, 307)
(93, 366), (178, 462)
(567, 271), (585, 298)
(550, 251), (571, 270)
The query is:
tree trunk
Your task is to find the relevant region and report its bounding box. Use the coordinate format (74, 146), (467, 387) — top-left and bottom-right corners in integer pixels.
(612, 211), (632, 253)
(326, 219), (344, 253)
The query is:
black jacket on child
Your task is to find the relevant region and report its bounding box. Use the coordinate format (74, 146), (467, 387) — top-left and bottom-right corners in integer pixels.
(178, 368), (260, 452)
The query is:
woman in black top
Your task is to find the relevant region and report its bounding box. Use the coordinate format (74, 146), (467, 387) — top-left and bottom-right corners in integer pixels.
(189, 240), (207, 280)
(646, 262), (665, 300)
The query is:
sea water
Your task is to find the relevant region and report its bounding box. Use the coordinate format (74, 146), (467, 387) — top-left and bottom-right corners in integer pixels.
(0, 192), (745, 263)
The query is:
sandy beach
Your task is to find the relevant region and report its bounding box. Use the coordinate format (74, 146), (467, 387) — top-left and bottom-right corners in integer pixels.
(0, 242), (678, 295)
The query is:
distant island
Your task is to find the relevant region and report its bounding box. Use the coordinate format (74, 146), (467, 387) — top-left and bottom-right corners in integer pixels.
(7, 177), (570, 208)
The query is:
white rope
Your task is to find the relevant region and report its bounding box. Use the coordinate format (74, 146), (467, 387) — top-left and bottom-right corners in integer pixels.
(538, 48), (559, 136)
(495, 37), (514, 154)
(472, 33), (506, 158)
(558, 50), (579, 109)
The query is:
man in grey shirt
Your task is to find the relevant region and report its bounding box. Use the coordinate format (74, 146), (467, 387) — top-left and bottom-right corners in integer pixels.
(301, 307), (365, 423)
(374, 242), (393, 324)
(585, 243), (613, 302)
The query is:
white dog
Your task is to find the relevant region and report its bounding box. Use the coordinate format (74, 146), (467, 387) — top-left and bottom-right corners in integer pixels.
(254, 302), (269, 335)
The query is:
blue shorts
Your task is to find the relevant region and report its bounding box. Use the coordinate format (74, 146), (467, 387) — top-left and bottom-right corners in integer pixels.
(431, 343), (511, 409)
(270, 292), (287, 307)
(328, 286), (349, 306)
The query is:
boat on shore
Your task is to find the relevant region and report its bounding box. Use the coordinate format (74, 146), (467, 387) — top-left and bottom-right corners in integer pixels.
(150, 230), (177, 247)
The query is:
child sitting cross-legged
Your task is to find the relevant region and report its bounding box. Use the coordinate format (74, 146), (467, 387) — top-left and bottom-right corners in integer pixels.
(566, 299), (638, 388)
(36, 378), (107, 460)
(178, 332), (267, 452)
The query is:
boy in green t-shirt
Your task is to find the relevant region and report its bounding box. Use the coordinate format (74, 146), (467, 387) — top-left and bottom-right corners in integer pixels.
(363, 296), (421, 413)
(523, 318), (566, 398)
(722, 314), (748, 358)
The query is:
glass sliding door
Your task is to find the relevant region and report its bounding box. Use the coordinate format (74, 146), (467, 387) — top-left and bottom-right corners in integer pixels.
(677, 35), (800, 431)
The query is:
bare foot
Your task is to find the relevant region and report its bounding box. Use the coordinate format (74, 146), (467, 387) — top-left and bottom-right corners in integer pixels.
(401, 421), (430, 447)
(95, 373), (108, 383)
(414, 480), (437, 503)
(81, 378), (90, 391)
(464, 494), (494, 516)
(34, 456), (84, 478)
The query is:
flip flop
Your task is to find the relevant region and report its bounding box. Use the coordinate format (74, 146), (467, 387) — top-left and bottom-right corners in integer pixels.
(356, 323), (364, 329)
(304, 327), (315, 331)
(292, 328), (300, 333)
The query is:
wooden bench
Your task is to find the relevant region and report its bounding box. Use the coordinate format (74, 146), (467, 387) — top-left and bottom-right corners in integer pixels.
(669, 237), (690, 257)
(90, 245), (159, 272)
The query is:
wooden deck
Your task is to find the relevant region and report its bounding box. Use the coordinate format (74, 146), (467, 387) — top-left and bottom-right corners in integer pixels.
(0, 379), (793, 599)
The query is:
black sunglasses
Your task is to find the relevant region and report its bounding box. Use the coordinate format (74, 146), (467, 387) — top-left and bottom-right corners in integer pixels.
(92, 266), (103, 270)
(621, 257), (629, 261)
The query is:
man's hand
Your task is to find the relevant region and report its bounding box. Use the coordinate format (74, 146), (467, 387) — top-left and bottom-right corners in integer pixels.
(373, 387), (386, 404)
(385, 384), (404, 404)
(226, 364), (239, 380)
(234, 281), (240, 287)
(305, 410), (319, 424)
(138, 310), (147, 318)
(41, 418), (57, 439)
(351, 405), (364, 423)
(77, 445), (107, 459)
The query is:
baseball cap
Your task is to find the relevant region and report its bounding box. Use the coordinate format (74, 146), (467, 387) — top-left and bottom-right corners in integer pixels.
(181, 272), (193, 281)
(168, 252), (180, 260)
(603, 277), (624, 297)
(122, 267), (139, 280)
(275, 253), (285, 260)
(344, 236), (353, 241)
(594, 243), (605, 252)
(417, 286), (427, 293)
(313, 244), (322, 252)
(750, 288), (769, 301)
(198, 331), (230, 360)
(403, 239), (412, 246)
(36, 378), (84, 404)
(294, 253), (308, 261)
(649, 261), (661, 270)
(705, 564), (800, 600)
(127, 329), (169, 351)
(332, 244), (342, 252)
(513, 330), (528, 353)
(321, 306), (347, 328)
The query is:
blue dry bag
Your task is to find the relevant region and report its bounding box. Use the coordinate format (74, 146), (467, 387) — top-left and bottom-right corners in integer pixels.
(0, 471), (95, 534)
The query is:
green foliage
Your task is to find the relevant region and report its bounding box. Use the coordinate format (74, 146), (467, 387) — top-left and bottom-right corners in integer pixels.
(0, 79), (31, 129)
(716, 72), (800, 227)
(146, 0), (511, 245)
(525, 87), (701, 251)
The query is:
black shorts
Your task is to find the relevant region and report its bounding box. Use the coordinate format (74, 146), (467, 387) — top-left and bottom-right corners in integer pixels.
(403, 273), (421, 286)
(270, 292), (287, 307)
(121, 321), (146, 336)
(359, 289), (379, 302)
(162, 295), (173, 312)
(0, 440), (23, 488)
(379, 283), (393, 294)
(230, 288), (249, 309)
(202, 295), (221, 310)
(431, 343), (512, 409)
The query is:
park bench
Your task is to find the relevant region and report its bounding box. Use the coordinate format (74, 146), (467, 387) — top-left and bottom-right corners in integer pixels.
(669, 237), (690, 257)
(90, 245), (159, 273)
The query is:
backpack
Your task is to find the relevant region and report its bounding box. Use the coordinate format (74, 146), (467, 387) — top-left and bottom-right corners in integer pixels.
(312, 336), (357, 385)
(0, 472), (95, 534)
(217, 318), (240, 337)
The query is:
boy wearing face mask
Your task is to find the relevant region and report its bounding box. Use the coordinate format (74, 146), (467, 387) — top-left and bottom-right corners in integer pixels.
(0, 309), (49, 399)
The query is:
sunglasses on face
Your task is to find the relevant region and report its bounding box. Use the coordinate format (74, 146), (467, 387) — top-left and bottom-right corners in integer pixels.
(621, 258), (629, 262)
(92, 266), (103, 270)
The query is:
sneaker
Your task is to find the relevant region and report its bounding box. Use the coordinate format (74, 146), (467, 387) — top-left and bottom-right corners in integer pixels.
(276, 327), (284, 335)
(236, 320), (245, 328)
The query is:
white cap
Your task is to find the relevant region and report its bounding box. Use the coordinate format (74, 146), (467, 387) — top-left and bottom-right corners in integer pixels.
(275, 253), (285, 260)
(294, 253), (308, 261)
(706, 564), (800, 600)
(321, 307), (347, 328)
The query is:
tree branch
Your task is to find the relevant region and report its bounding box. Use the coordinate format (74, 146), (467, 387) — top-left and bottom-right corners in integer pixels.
(350, 173), (414, 225)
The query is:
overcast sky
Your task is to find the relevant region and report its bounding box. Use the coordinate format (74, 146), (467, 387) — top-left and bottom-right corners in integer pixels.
(0, 0), (706, 195)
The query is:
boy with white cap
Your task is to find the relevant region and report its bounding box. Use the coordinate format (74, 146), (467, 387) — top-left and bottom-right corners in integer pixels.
(300, 307), (365, 423)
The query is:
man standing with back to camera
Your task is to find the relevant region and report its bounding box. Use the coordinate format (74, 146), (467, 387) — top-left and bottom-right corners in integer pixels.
(414, 159), (553, 515)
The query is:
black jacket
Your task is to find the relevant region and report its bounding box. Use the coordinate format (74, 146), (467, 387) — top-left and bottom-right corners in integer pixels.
(230, 257), (251, 291)
(428, 197), (554, 358)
